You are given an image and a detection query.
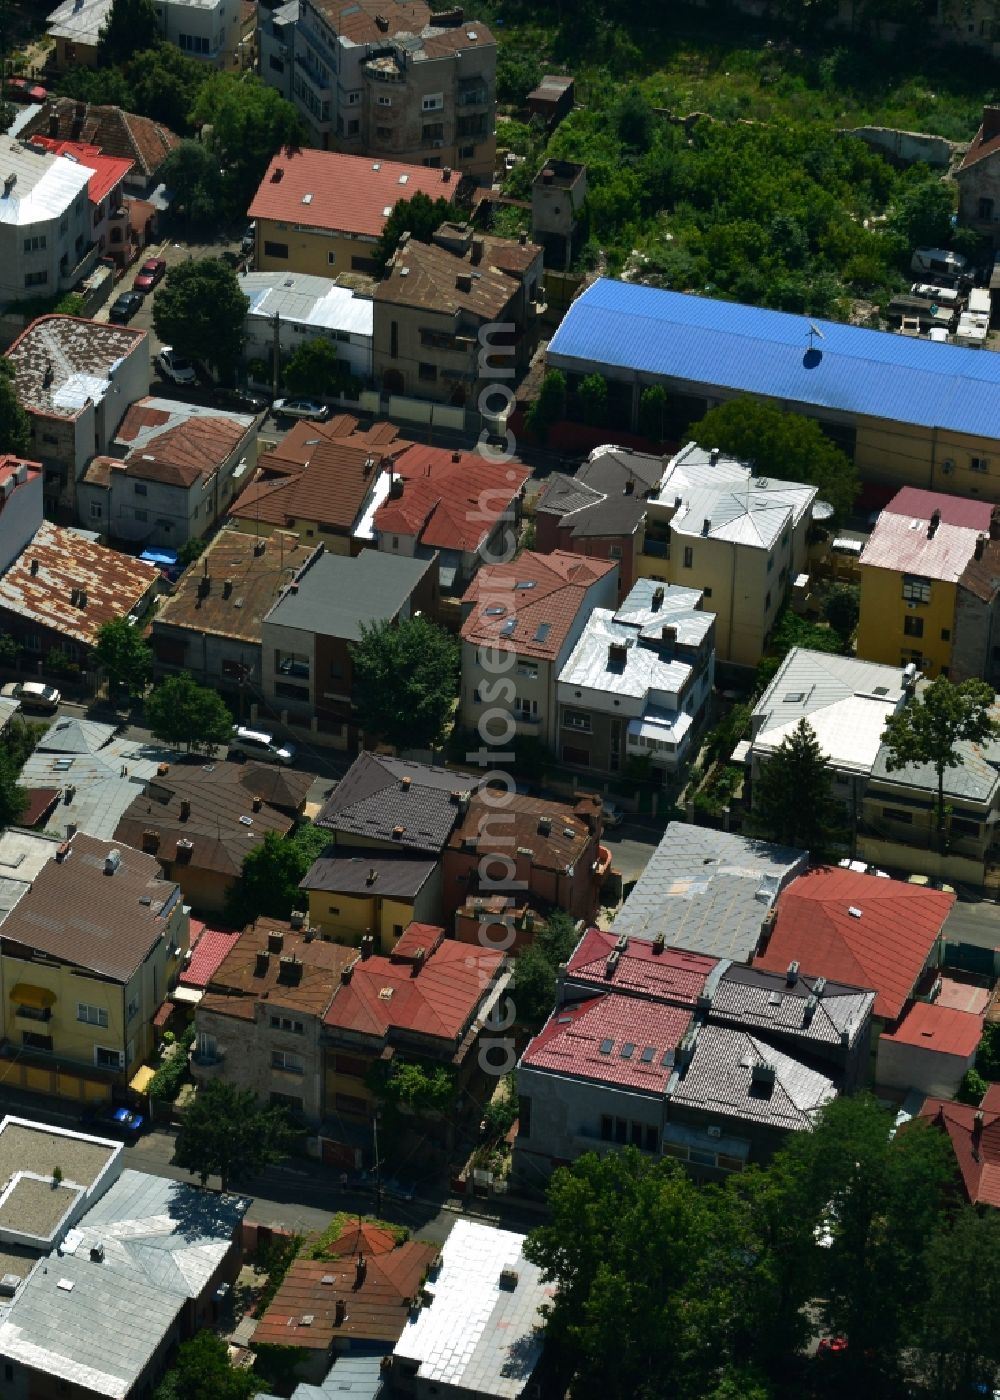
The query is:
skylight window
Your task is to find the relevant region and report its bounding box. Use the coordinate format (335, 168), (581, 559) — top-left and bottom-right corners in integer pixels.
(514, 580), (536, 590)
(621, 1042), (635, 1059)
(534, 622), (551, 643)
(599, 1039), (613, 1054)
(484, 605), (506, 617)
(640, 1046), (655, 1063)
(784, 692), (805, 703)
(500, 618), (517, 637)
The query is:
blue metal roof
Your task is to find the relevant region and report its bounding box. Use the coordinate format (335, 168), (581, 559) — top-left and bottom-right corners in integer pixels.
(547, 279), (1000, 440)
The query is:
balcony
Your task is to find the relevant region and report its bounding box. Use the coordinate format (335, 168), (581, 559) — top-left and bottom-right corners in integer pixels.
(58, 240), (98, 290)
(642, 538), (670, 559)
(294, 52), (331, 94)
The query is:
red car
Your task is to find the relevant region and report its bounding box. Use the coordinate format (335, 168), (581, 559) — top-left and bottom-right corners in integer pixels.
(817, 1336), (848, 1357)
(133, 257), (166, 294)
(7, 78), (48, 103)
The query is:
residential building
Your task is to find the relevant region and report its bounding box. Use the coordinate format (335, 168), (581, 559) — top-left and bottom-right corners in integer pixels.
(314, 752), (480, 857)
(859, 695), (1000, 887)
(258, 0), (299, 102)
(0, 520), (160, 666)
(115, 760), (312, 912)
(373, 234), (528, 406)
(533, 444), (664, 602)
(754, 865), (953, 1031)
(547, 279), (1000, 504)
(0, 1115), (123, 1258)
(260, 1), (496, 180)
(248, 148), (461, 277)
(20, 100), (181, 198)
(373, 441), (532, 620)
(0, 829), (58, 926)
(150, 527), (314, 695)
(743, 648), (909, 835)
(639, 442), (818, 669)
(857, 487), (1000, 678)
(441, 789), (606, 926)
(192, 914), (358, 1121)
(46, 0), (242, 69)
(0, 455), (44, 574)
(958, 104), (1000, 238)
(228, 427), (402, 550)
(6, 314), (149, 518)
(299, 850), (440, 949)
(428, 220), (545, 324)
(178, 922), (241, 1000)
(876, 999), (983, 1098)
(391, 1220), (548, 1400)
(612, 823), (808, 961)
(460, 550), (619, 747)
(0, 832), (190, 1101)
(531, 159), (587, 271)
(0, 139), (99, 306)
(25, 133), (135, 271)
(239, 270), (373, 382)
(252, 1230), (439, 1384)
(918, 1082), (1000, 1207)
(320, 922), (508, 1164)
(556, 579), (715, 781)
(260, 546), (438, 750)
(953, 518), (1000, 687)
(78, 397), (258, 548)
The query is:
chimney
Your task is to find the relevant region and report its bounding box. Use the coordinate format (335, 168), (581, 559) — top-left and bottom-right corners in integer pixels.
(651, 585), (664, 611)
(442, 166), (452, 182)
(975, 533), (987, 561)
(335, 1299), (347, 1325)
(375, 12), (388, 29)
(702, 517), (711, 535)
(785, 960), (799, 986)
(555, 961), (566, 1006)
(252, 795), (263, 812)
(471, 238), (484, 265)
(608, 641), (628, 669)
(652, 931), (665, 954)
(519, 231), (527, 245)
(751, 1061), (776, 1093)
(709, 447), (720, 465)
(392, 825), (405, 839)
(55, 840), (71, 863)
(223, 578), (233, 599)
(104, 849), (121, 876)
(982, 104), (1000, 143)
(973, 1109), (985, 1160)
(179, 799), (191, 822)
(452, 450), (461, 463)
(341, 964), (353, 984)
(366, 866), (378, 886)
(48, 106), (59, 139)
(927, 508), (941, 539)
(175, 838), (193, 863)
(401, 775), (412, 791)
(991, 506), (1000, 541)
(542, 167), (554, 185)
(661, 624), (676, 644)
(623, 478), (634, 496)
(271, 166), (284, 183)
(255, 949), (270, 976)
(278, 954), (302, 985)
(537, 815), (551, 837)
(290, 909), (306, 930)
(268, 929), (284, 954)
(360, 934), (375, 960)
(456, 273), (473, 293)
(29, 558), (38, 575)
(355, 1254), (367, 1286)
(141, 829), (159, 854)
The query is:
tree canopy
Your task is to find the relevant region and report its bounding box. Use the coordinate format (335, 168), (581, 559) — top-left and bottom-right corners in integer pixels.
(372, 192), (461, 271)
(750, 716), (841, 852)
(157, 142), (222, 228)
(92, 618), (152, 698)
(689, 397), (859, 518)
(174, 1080), (294, 1191)
(144, 673), (232, 752)
(0, 359), (30, 458)
(350, 617), (460, 751)
(153, 259), (248, 379)
(153, 1331), (258, 1400)
(191, 74), (305, 215)
(226, 824), (330, 927)
(881, 676), (998, 852)
(512, 911), (582, 1032)
(97, 0), (159, 66)
(526, 368), (567, 443)
(283, 338), (341, 398)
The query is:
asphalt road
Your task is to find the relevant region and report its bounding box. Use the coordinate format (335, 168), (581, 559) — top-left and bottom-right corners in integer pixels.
(943, 897), (1000, 950)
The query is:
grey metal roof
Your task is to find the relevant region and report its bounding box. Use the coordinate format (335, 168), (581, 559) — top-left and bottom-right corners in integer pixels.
(289, 1352), (385, 1400)
(316, 753), (477, 853)
(20, 736), (178, 842)
(612, 823), (808, 960)
(616, 578), (714, 647)
(869, 685), (1000, 804)
(535, 471), (604, 521)
(38, 717), (116, 756)
(264, 550), (435, 642)
(669, 1023), (837, 1130)
(650, 442), (817, 549)
(710, 964), (875, 1049)
(559, 607), (692, 700)
(300, 849), (437, 898)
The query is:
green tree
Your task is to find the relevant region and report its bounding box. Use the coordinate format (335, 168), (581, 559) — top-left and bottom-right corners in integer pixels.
(372, 192), (460, 271)
(615, 84), (654, 151)
(919, 1207), (1000, 1397)
(174, 1080), (294, 1190)
(350, 616), (459, 751)
(191, 74), (305, 214)
(750, 716), (840, 851)
(526, 368), (567, 443)
(496, 49), (544, 107)
(177, 536), (207, 567)
(97, 0), (158, 65)
(92, 618), (152, 699)
(889, 174), (956, 253)
(688, 397), (859, 518)
(512, 910), (581, 1032)
(226, 824), (329, 926)
(153, 1330), (259, 1400)
(0, 359), (30, 457)
(129, 44), (207, 131)
(638, 384), (667, 441)
(976, 1020), (1000, 1080)
(158, 141), (222, 228)
(822, 583), (860, 644)
(283, 338), (340, 398)
(55, 63), (135, 111)
(576, 373), (608, 427)
(153, 259), (248, 380)
(145, 673), (232, 752)
(880, 676), (998, 853)
(0, 753), (27, 830)
(955, 1067), (989, 1105)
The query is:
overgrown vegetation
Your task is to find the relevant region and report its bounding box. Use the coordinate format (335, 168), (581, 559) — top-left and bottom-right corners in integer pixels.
(148, 1023), (196, 1103)
(226, 824), (331, 927)
(304, 1211), (409, 1260)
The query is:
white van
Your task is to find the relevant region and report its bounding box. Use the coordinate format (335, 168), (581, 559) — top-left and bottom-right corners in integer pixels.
(910, 247), (969, 280)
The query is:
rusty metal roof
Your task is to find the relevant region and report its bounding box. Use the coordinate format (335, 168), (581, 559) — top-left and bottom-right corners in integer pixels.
(7, 315), (146, 419)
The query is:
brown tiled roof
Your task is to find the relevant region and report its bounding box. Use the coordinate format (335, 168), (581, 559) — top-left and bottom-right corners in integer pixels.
(19, 100), (179, 180)
(114, 761), (312, 881)
(234, 430), (409, 532)
(0, 831), (180, 982)
(315, 752), (479, 853)
(959, 524), (1000, 603)
(918, 1083), (1000, 1207)
(300, 849), (438, 899)
(460, 550), (617, 661)
(375, 238), (518, 319)
(116, 415), (249, 489)
(447, 791), (600, 874)
(373, 445), (531, 553)
(0, 521), (158, 646)
(479, 234), (542, 277)
(152, 529), (313, 643)
(251, 1242), (438, 1349)
(200, 915), (357, 1018)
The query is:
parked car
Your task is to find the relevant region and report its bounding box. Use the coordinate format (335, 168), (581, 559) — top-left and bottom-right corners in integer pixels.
(155, 347), (197, 387)
(108, 291), (143, 325)
(229, 725), (296, 765)
(601, 799), (623, 828)
(911, 246), (970, 281)
(133, 257), (166, 293)
(81, 1103), (146, 1139)
(272, 397), (329, 422)
(213, 385), (267, 413)
(7, 77), (47, 102)
(0, 681), (61, 713)
(241, 221), (256, 254)
(816, 1336), (848, 1357)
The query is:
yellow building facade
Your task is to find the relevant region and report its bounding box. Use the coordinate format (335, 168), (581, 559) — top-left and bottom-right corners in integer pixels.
(857, 565), (957, 678)
(305, 888), (425, 953)
(253, 220), (379, 280)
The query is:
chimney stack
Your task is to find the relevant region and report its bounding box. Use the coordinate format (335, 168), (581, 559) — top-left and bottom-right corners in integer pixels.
(786, 960), (799, 986)
(268, 930), (284, 954)
(990, 506), (1000, 542)
(973, 1109), (985, 1160)
(651, 585), (664, 611)
(335, 1299), (347, 1325)
(927, 508), (941, 539)
(179, 799), (191, 821)
(982, 104), (1000, 143)
(976, 533), (987, 561)
(355, 1253), (367, 1286)
(255, 949), (270, 976)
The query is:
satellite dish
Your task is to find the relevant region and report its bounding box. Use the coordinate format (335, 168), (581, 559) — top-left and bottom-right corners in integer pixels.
(813, 499), (835, 521)
(807, 321), (826, 349)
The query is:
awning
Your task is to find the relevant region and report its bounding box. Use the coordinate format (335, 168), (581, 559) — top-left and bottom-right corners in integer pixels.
(129, 1065), (156, 1094)
(152, 1001), (174, 1029)
(9, 983), (55, 1010)
(171, 985), (203, 1005)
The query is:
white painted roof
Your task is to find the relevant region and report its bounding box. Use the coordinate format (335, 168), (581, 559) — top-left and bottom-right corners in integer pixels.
(47, 0), (112, 48)
(240, 271), (373, 339)
(0, 140), (92, 227)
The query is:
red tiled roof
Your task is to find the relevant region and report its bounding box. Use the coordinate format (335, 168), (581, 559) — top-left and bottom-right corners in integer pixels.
(522, 992), (692, 1091)
(119, 415), (249, 489)
(181, 924), (242, 989)
(19, 100), (179, 180)
(881, 999), (983, 1057)
(882, 487), (993, 532)
(375, 446), (531, 553)
(320, 1220), (397, 1258)
(324, 937), (503, 1044)
(861, 486), (992, 582)
(754, 867), (953, 1020)
(959, 118), (1000, 172)
(390, 922), (446, 959)
(27, 137), (132, 204)
(918, 1084), (1000, 1207)
(460, 550), (617, 661)
(20, 788), (59, 828)
(248, 149), (458, 240)
(567, 927), (717, 1005)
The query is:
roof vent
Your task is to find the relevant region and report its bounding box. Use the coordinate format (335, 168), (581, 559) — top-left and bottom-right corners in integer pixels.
(0, 1274), (20, 1297)
(401, 775), (412, 790)
(223, 578), (233, 599)
(89, 1241), (104, 1262)
(104, 849), (121, 876)
(848, 906), (862, 919)
(499, 1267), (519, 1290)
(392, 824), (405, 839)
(652, 931), (665, 954)
(271, 166), (284, 183)
(750, 1061), (776, 1092)
(786, 960), (799, 986)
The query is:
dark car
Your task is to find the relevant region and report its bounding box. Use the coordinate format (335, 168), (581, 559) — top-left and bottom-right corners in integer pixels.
(81, 1103), (146, 1139)
(109, 291), (143, 325)
(213, 385), (267, 413)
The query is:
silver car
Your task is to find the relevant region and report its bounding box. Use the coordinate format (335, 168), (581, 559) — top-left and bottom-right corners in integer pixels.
(229, 725), (296, 765)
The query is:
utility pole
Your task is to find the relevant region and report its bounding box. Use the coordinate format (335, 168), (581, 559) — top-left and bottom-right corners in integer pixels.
(372, 1109), (383, 1215)
(272, 312), (281, 401)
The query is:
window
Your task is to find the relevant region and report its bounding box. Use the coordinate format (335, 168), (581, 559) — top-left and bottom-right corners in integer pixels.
(126, 997), (139, 1022)
(882, 807), (913, 824)
(348, 91), (361, 104)
(390, 320), (399, 359)
(515, 696), (538, 720)
(23, 235), (46, 253)
(563, 744), (590, 766)
(347, 119), (360, 136)
(269, 1015), (304, 1034)
(902, 574), (932, 604)
(327, 250), (337, 267)
(609, 545), (622, 559)
(336, 1054), (368, 1078)
(269, 53), (284, 72)
(644, 1124), (657, 1152)
(979, 197), (995, 220)
(562, 708), (592, 733)
(518, 1095), (531, 1139)
(903, 615), (924, 638)
(376, 126), (392, 139)
(422, 123), (444, 142)
(335, 1092), (367, 1116)
(179, 32), (210, 53)
(703, 586), (712, 598)
(951, 816), (981, 838)
(95, 1046), (122, 1069)
(459, 144), (476, 159)
(78, 1003), (109, 1028)
(614, 1118), (627, 1144)
(271, 1049), (303, 1074)
(196, 1031), (216, 1060)
(600, 1115), (613, 1141)
(422, 93), (444, 111)
(23, 271), (47, 288)
(270, 1091), (303, 1112)
(263, 241), (289, 259)
(683, 546), (693, 568)
(418, 362), (437, 382)
(134, 482), (147, 496)
(941, 627), (951, 641)
(377, 94), (392, 107)
(89, 502), (102, 520)
(972, 457), (990, 474)
(630, 1121), (643, 1146)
